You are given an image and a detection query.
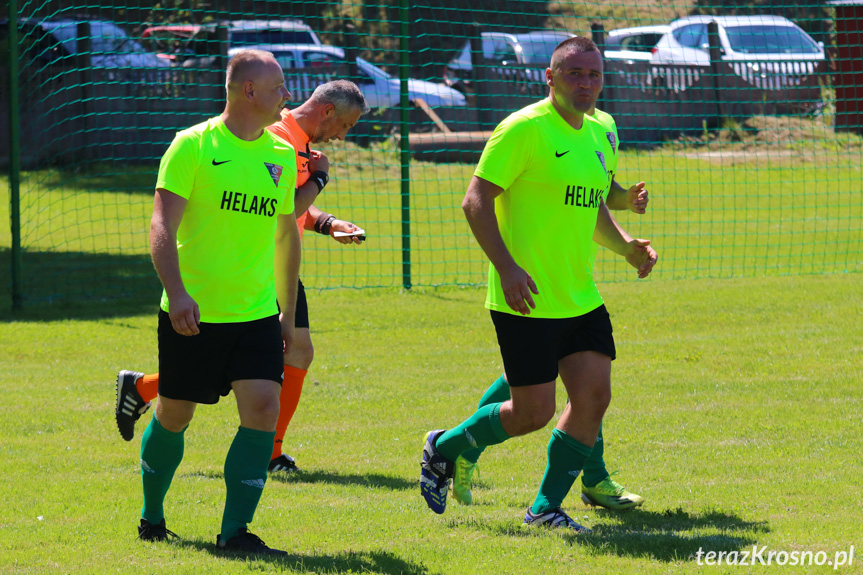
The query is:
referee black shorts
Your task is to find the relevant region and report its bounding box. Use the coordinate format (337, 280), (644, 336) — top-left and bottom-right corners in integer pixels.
(295, 278), (309, 329)
(157, 310), (284, 404)
(490, 304), (616, 387)
(276, 278), (310, 329)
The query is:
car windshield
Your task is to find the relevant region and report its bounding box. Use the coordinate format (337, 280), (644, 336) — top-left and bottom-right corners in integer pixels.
(358, 57), (391, 79)
(621, 33), (665, 52)
(518, 36), (567, 65)
(724, 25), (820, 55)
(230, 30), (314, 46)
(43, 20), (146, 54)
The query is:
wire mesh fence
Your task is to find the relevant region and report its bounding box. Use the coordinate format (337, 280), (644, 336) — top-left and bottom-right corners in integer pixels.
(3, 0), (862, 306)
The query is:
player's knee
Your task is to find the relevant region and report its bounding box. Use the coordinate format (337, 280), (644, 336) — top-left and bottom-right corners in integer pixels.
(241, 398), (280, 431)
(511, 404), (555, 434)
(588, 380), (612, 415)
(154, 399), (194, 432)
(284, 337), (314, 370)
(156, 404), (192, 433)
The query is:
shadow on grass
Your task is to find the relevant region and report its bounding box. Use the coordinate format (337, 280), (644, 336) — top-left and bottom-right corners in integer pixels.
(451, 506), (769, 563)
(0, 248), (161, 321)
(173, 537), (437, 574)
(187, 469), (416, 491)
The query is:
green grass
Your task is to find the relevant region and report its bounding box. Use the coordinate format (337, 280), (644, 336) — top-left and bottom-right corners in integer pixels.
(1, 274), (862, 574)
(2, 140), (862, 573)
(4, 132), (862, 304)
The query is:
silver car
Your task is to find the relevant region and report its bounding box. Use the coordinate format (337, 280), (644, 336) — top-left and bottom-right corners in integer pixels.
(12, 18), (170, 78)
(231, 44), (466, 110)
(443, 30), (576, 92)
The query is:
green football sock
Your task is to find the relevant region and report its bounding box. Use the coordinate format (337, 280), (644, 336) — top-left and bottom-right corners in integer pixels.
(436, 402), (511, 463)
(581, 423), (609, 488)
(140, 416), (186, 524)
(220, 426), (276, 542)
(531, 428), (593, 515)
(461, 374), (511, 464)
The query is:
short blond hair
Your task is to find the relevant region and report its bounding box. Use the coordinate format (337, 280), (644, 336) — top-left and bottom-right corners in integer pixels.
(225, 49), (276, 91)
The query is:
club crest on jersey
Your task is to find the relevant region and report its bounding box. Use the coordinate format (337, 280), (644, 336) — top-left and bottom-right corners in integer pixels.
(595, 151), (607, 174)
(606, 132), (617, 153)
(264, 162), (283, 187)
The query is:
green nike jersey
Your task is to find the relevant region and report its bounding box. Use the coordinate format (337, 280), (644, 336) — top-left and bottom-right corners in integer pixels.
(474, 99), (618, 319)
(156, 117), (297, 323)
(592, 108), (619, 190)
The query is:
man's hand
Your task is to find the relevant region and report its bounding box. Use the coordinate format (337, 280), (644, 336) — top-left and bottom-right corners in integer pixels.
(309, 150), (329, 174)
(330, 219), (364, 244)
(627, 181), (649, 214)
(625, 239), (658, 279)
(169, 291), (200, 335)
(499, 263), (539, 315)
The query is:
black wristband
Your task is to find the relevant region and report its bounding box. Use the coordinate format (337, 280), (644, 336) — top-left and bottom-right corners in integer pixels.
(314, 212), (333, 234)
(320, 215), (336, 236)
(309, 170), (329, 193)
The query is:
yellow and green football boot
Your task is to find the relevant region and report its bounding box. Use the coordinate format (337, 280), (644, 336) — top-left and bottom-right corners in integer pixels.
(580, 473), (644, 510)
(451, 456), (479, 505)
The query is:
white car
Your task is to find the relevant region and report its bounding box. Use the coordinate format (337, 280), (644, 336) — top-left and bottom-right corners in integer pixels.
(231, 44), (466, 110)
(604, 25), (670, 62)
(651, 15), (823, 67)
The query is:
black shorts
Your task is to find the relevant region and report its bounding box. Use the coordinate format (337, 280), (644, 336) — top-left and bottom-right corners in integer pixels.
(158, 310), (284, 404)
(277, 278), (310, 329)
(490, 305), (616, 387)
(295, 278), (309, 329)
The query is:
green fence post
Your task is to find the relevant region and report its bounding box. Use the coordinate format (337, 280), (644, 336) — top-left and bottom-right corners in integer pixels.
(399, 0), (411, 289)
(707, 21), (725, 122)
(591, 22), (607, 112)
(7, 0), (22, 309)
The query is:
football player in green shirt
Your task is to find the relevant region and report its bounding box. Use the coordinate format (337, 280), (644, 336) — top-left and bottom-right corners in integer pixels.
(139, 49), (300, 556)
(419, 37), (657, 531)
(447, 106), (652, 512)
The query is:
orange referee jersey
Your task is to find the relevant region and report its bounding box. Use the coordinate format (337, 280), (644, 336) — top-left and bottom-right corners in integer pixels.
(267, 109), (312, 237)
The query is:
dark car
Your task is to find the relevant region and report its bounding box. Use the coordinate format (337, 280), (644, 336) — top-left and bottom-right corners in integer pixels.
(443, 30), (575, 93)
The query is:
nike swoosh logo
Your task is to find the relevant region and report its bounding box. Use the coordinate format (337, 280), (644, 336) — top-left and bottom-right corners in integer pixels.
(212, 159), (231, 166)
(555, 150), (570, 158)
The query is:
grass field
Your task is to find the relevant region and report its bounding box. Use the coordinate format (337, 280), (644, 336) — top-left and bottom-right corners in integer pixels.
(1, 274), (861, 574)
(4, 120), (862, 305)
(1, 138), (862, 573)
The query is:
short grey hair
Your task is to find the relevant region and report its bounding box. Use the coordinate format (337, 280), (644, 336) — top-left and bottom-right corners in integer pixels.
(310, 80), (370, 115)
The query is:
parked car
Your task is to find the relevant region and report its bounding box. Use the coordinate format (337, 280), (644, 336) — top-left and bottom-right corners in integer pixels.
(229, 44), (466, 110)
(651, 15), (823, 65)
(142, 20), (321, 64)
(604, 25), (670, 61)
(443, 30), (575, 92)
(4, 17), (170, 77)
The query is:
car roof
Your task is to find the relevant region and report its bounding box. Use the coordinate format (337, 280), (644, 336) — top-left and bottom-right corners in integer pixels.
(607, 25), (670, 37)
(143, 20), (312, 36)
(227, 19), (312, 31)
(480, 30), (574, 42)
(142, 25), (200, 37)
(18, 17), (122, 27)
(670, 15), (796, 28)
(228, 43), (342, 56)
